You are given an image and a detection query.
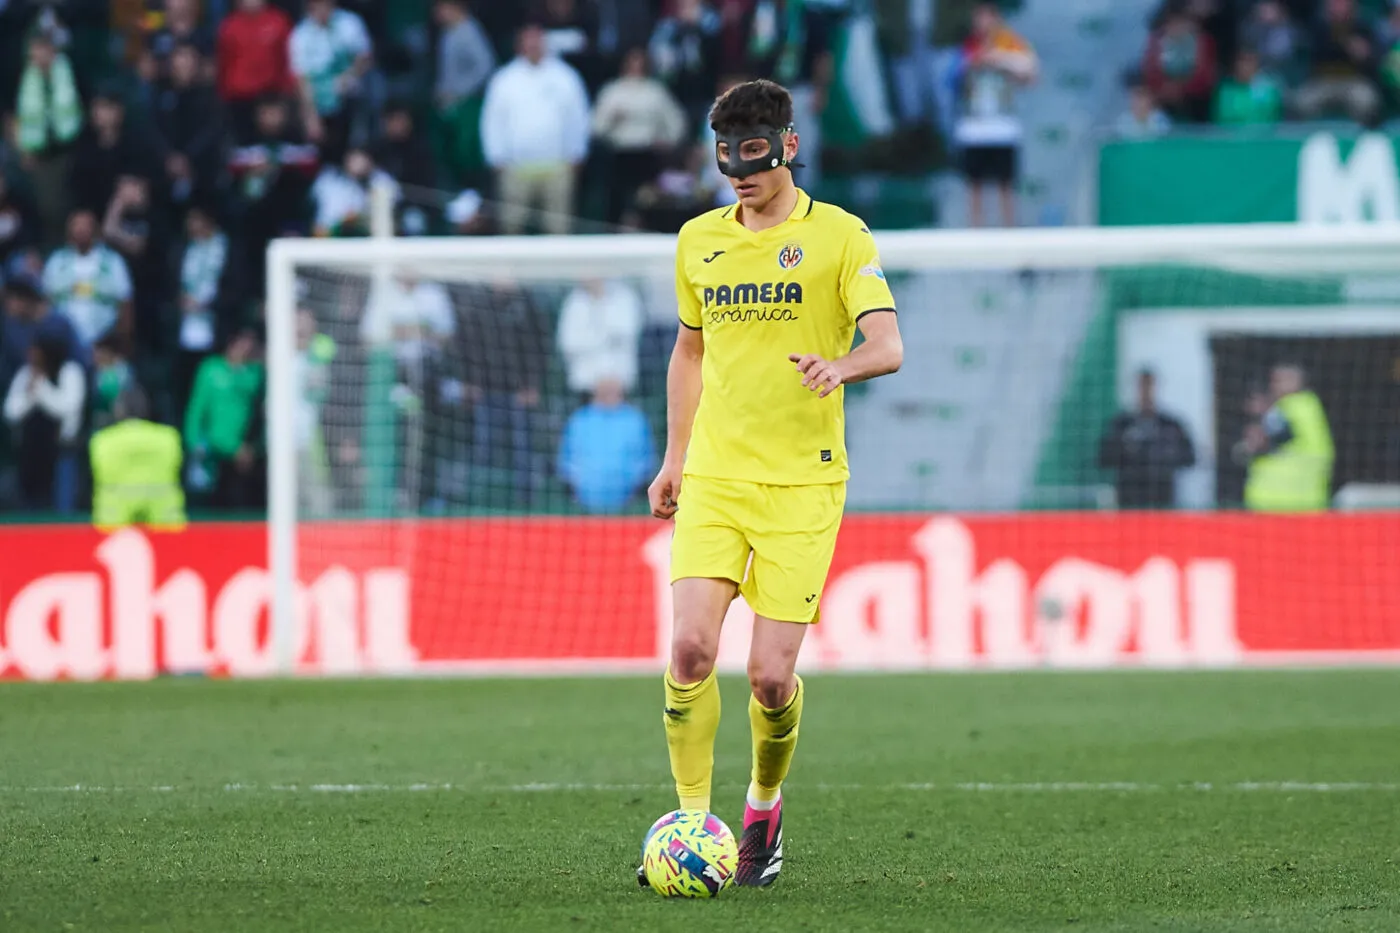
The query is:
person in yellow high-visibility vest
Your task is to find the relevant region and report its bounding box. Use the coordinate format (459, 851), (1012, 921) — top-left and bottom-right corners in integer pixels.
(90, 386), (187, 532)
(1239, 364), (1335, 512)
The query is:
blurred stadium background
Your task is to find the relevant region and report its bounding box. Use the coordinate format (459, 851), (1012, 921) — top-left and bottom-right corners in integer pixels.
(4, 2), (1400, 930)
(0, 0), (1396, 675)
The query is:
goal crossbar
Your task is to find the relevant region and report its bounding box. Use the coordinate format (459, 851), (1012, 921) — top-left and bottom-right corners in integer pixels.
(267, 222), (1400, 279)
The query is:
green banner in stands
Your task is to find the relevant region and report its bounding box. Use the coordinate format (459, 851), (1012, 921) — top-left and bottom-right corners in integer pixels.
(1098, 131), (1400, 226)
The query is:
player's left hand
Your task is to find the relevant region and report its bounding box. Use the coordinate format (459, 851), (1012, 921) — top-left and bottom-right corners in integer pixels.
(789, 353), (844, 398)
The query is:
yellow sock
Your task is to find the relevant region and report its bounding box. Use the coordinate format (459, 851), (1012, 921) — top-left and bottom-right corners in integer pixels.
(664, 666), (721, 812)
(748, 675), (804, 804)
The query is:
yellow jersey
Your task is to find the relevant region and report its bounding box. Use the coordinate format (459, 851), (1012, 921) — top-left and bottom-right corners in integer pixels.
(675, 188), (896, 486)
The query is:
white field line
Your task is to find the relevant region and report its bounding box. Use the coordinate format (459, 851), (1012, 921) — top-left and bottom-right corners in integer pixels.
(0, 781), (1397, 794)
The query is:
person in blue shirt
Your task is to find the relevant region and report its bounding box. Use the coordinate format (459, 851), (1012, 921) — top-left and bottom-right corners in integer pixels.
(557, 377), (657, 513)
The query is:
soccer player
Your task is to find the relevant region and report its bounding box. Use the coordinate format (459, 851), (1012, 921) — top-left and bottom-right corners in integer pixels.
(642, 79), (903, 887)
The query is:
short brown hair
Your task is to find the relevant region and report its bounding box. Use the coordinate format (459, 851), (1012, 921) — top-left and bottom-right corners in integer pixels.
(709, 79), (794, 134)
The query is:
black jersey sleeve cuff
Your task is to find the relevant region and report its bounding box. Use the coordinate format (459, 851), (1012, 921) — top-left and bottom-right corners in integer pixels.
(680, 318), (702, 331)
(855, 307), (896, 324)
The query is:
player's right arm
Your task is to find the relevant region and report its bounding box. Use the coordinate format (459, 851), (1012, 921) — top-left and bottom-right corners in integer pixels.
(649, 236), (706, 520)
(650, 325), (702, 520)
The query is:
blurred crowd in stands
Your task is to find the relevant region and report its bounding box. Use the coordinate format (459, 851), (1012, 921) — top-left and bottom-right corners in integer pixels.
(1123, 0), (1400, 136)
(4, 0), (1034, 518)
(0, 0), (1389, 520)
(0, 0), (861, 516)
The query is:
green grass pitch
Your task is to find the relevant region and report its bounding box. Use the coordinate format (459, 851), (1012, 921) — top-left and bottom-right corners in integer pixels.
(3, 670), (1399, 932)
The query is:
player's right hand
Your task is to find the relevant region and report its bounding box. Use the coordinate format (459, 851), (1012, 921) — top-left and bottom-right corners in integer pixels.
(648, 463), (683, 520)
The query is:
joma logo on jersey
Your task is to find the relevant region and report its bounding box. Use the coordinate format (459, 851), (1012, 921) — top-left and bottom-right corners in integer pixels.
(703, 282), (804, 307)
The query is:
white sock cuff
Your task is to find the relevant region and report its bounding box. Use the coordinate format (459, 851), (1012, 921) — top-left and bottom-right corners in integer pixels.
(746, 782), (780, 810)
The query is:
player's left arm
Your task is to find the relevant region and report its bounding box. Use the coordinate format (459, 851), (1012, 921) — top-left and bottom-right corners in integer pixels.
(839, 309), (902, 381)
(790, 222), (903, 398)
(794, 311), (902, 398)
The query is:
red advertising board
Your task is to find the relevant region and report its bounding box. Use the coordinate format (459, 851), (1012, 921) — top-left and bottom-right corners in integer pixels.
(0, 514), (1397, 680)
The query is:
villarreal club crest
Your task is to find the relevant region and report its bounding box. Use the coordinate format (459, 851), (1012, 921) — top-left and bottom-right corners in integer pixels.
(778, 243), (804, 271)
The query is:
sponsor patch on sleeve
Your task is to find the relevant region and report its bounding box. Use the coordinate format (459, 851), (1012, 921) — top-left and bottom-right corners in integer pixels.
(858, 263), (886, 280)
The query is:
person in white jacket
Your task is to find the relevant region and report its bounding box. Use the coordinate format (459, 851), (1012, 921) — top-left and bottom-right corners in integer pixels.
(556, 278), (644, 398)
(480, 24), (591, 235)
(4, 332), (87, 511)
(592, 47), (688, 224)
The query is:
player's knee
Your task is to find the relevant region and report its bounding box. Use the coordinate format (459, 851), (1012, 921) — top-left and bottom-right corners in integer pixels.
(747, 662), (795, 710)
(670, 634), (716, 684)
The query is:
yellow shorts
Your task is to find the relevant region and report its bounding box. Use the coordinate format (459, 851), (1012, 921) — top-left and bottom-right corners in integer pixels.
(670, 475), (846, 624)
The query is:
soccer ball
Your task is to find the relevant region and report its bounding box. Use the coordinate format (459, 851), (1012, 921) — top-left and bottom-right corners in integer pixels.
(640, 809), (738, 897)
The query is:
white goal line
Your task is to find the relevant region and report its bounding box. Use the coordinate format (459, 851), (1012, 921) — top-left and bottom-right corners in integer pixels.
(2, 781), (1396, 794)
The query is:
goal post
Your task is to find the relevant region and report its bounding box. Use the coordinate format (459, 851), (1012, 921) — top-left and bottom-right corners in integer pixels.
(265, 223), (1400, 676)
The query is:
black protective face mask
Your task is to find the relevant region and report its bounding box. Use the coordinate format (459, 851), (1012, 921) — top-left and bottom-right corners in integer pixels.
(714, 124), (804, 179)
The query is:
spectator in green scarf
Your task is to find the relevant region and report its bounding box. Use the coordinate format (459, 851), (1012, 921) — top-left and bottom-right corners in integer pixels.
(14, 30), (83, 250)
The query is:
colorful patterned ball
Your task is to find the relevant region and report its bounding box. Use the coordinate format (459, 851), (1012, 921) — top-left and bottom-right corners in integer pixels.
(640, 809), (738, 897)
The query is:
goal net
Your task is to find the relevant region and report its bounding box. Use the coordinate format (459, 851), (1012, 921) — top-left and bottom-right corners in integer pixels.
(265, 225), (1400, 676)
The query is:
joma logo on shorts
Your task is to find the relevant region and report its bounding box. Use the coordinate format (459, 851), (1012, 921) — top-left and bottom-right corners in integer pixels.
(703, 282), (804, 308)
